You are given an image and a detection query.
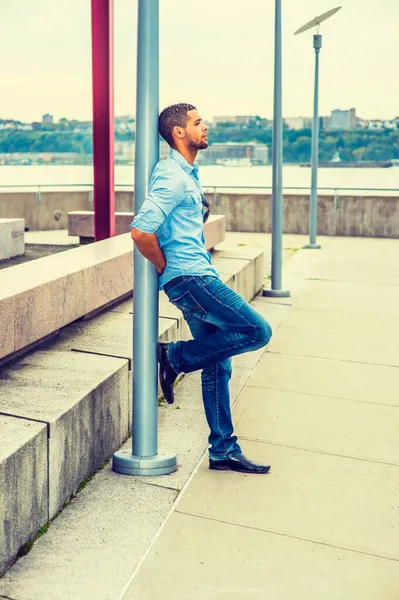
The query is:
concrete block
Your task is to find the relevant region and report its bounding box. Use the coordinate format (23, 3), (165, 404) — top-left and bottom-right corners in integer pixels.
(68, 211), (133, 238)
(0, 218), (25, 260)
(0, 416), (48, 576)
(203, 215), (226, 249)
(0, 233), (134, 361)
(212, 255), (252, 300)
(0, 351), (129, 518)
(214, 245), (265, 297)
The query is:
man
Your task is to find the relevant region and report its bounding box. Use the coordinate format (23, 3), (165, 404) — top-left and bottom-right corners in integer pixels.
(130, 103), (272, 474)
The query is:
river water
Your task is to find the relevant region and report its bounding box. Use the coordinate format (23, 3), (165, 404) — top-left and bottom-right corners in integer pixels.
(1, 164), (398, 195)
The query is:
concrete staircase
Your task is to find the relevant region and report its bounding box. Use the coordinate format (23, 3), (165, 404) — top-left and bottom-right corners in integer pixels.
(0, 234), (266, 579)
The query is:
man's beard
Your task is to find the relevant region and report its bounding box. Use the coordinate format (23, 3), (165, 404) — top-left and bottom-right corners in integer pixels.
(187, 136), (208, 150)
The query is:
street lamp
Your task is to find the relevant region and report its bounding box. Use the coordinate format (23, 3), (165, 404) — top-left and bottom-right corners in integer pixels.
(262, 0), (290, 298)
(295, 6), (342, 249)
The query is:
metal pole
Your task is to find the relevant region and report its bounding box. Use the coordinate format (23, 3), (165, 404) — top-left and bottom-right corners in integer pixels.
(263, 0), (290, 298)
(113, 0), (176, 476)
(91, 0), (115, 241)
(305, 34), (322, 249)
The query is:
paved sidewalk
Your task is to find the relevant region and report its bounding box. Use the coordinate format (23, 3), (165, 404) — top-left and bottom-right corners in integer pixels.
(123, 236), (399, 600)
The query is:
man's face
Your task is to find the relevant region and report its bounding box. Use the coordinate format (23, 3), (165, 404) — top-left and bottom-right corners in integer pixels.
(182, 109), (208, 150)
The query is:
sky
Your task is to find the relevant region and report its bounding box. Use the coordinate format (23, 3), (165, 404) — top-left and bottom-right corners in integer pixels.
(0, 0), (398, 123)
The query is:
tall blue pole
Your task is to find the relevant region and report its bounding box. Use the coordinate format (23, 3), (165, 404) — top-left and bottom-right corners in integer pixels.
(263, 0), (290, 298)
(305, 34), (322, 249)
(113, 0), (176, 476)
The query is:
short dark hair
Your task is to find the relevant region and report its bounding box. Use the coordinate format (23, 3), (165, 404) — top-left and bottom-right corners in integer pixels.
(159, 103), (196, 147)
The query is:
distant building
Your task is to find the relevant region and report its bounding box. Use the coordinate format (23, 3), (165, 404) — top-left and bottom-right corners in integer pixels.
(320, 116), (330, 130)
(42, 113), (54, 125)
(116, 114), (135, 122)
(202, 142), (268, 165)
(0, 121), (16, 130)
(284, 117), (312, 130)
(252, 144), (269, 164)
(114, 141), (135, 161)
(368, 119), (384, 131)
(328, 108), (356, 130)
(213, 115), (254, 125)
(356, 117), (369, 129)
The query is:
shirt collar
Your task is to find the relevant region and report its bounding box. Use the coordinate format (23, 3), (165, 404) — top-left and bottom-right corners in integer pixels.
(169, 148), (199, 177)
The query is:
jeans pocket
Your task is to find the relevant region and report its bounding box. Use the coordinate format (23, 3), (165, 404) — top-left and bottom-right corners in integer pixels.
(169, 290), (206, 321)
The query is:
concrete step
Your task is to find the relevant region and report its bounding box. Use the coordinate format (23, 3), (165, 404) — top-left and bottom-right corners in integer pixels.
(0, 416), (47, 576)
(0, 351), (129, 575)
(0, 244), (269, 585)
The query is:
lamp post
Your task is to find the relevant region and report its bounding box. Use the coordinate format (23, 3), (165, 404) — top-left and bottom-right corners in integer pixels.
(262, 0), (290, 298)
(113, 0), (176, 477)
(295, 6), (342, 249)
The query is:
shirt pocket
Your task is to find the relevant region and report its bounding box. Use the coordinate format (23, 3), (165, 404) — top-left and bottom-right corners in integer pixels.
(181, 190), (202, 208)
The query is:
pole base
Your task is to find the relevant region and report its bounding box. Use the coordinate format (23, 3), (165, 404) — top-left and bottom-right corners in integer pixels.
(112, 449), (177, 476)
(262, 288), (291, 298)
(303, 244), (321, 250)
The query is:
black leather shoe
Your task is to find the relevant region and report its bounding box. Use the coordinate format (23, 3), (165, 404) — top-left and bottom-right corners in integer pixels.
(209, 453), (271, 474)
(156, 342), (178, 405)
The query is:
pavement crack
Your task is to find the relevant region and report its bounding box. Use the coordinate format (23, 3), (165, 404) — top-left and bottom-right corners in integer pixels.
(139, 481), (180, 493)
(268, 350), (399, 370)
(237, 437), (399, 468)
(175, 512), (399, 564)
(245, 383), (399, 409)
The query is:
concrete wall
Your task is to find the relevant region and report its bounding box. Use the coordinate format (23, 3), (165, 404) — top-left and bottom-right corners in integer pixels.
(207, 193), (399, 238)
(0, 219), (25, 260)
(2, 189), (399, 238)
(0, 191), (133, 231)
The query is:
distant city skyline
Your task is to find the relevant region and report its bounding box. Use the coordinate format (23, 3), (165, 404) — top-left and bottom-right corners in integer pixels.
(1, 0), (398, 122)
(2, 109), (399, 127)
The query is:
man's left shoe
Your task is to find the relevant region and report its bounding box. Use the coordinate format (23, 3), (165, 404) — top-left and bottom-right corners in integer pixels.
(209, 453), (271, 474)
(156, 342), (178, 405)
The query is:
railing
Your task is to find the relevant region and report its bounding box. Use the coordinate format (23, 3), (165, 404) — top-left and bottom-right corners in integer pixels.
(1, 184), (399, 193)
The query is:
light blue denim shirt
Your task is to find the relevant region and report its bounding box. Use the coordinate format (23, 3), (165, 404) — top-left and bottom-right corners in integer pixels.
(130, 148), (220, 289)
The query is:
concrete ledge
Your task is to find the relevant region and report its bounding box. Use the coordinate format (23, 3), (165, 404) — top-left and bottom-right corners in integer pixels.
(0, 351), (129, 520)
(0, 218), (25, 260)
(68, 212), (226, 250)
(0, 217), (225, 363)
(0, 416), (48, 576)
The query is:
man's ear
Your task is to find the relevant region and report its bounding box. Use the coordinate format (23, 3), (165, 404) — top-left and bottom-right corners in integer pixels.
(173, 125), (184, 140)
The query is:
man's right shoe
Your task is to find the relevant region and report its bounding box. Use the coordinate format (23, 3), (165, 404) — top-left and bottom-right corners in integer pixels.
(209, 453), (271, 474)
(156, 342), (178, 405)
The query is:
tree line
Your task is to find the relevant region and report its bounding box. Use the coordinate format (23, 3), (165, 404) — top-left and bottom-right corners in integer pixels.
(1, 124), (399, 163)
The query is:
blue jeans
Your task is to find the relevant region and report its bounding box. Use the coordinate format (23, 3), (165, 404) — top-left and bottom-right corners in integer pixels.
(163, 275), (272, 460)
